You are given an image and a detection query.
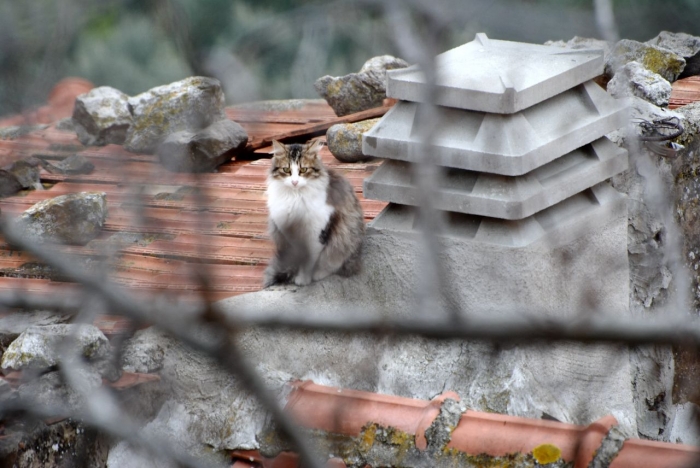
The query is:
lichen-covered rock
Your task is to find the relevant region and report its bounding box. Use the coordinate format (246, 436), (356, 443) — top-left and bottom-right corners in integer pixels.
(647, 31), (700, 80)
(72, 86), (132, 146)
(39, 154), (95, 175)
(157, 119), (248, 172)
(647, 31), (700, 60)
(605, 39), (686, 82)
(315, 55), (409, 117)
(4, 158), (43, 190)
(1, 324), (110, 371)
(326, 118), (379, 162)
(17, 192), (107, 245)
(607, 61), (672, 107)
(125, 77), (227, 154)
(0, 311), (72, 352)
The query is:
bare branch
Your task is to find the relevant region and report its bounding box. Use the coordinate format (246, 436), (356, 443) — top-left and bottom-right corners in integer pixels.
(0, 219), (325, 468)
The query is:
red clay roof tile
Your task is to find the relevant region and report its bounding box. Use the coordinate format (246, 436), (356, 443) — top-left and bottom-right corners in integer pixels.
(670, 75), (700, 109)
(0, 78), (388, 310)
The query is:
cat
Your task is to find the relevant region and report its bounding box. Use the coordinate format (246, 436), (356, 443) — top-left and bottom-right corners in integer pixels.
(263, 139), (365, 287)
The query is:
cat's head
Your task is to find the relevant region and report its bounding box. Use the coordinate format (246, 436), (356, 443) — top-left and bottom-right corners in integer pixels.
(269, 139), (325, 189)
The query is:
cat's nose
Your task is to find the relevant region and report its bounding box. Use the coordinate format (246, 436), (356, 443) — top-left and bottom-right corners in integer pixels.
(292, 179), (298, 186)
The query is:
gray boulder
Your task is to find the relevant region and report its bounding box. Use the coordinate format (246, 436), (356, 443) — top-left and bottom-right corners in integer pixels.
(647, 31), (700, 79)
(72, 86), (132, 146)
(17, 192), (107, 245)
(157, 119), (248, 172)
(315, 55), (409, 117)
(326, 118), (379, 162)
(647, 31), (700, 60)
(607, 61), (672, 107)
(605, 39), (686, 82)
(124, 77), (227, 154)
(1, 324), (110, 371)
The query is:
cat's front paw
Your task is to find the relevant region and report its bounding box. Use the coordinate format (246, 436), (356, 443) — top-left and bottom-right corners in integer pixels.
(293, 272), (312, 286)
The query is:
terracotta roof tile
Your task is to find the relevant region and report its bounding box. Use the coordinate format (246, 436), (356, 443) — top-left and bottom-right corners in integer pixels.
(268, 380), (700, 468)
(670, 75), (700, 109)
(0, 78), (388, 321)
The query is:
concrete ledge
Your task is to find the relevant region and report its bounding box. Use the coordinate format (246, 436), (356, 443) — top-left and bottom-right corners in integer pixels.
(386, 33), (604, 114)
(363, 81), (627, 176)
(364, 137), (628, 219)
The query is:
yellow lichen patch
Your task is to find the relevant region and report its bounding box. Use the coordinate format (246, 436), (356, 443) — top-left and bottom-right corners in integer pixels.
(641, 47), (684, 78)
(532, 443), (561, 464)
(358, 423), (378, 453)
(388, 428), (414, 447)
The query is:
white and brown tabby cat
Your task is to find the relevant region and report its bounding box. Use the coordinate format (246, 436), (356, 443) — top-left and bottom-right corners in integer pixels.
(264, 139), (364, 287)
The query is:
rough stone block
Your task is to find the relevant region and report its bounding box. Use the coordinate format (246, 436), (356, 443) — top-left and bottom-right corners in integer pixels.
(387, 33), (604, 114)
(364, 137), (627, 219)
(219, 193), (634, 439)
(363, 81), (627, 176)
(1, 324), (110, 371)
(72, 86), (132, 146)
(315, 55), (409, 117)
(607, 61), (672, 107)
(326, 118), (380, 163)
(605, 39), (685, 83)
(157, 119), (248, 173)
(124, 77), (226, 154)
(16, 192), (108, 245)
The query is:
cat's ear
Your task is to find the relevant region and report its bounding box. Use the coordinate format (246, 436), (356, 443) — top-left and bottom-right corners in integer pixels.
(271, 140), (286, 156)
(305, 138), (323, 157)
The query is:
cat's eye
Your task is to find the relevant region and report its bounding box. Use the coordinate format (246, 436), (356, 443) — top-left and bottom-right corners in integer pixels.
(282, 167), (291, 174)
(299, 168), (308, 174)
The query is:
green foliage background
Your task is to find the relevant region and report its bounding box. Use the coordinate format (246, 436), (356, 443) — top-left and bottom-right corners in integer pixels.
(0, 0), (698, 116)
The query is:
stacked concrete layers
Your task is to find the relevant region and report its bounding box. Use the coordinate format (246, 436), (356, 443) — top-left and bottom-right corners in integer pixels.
(362, 33), (630, 314)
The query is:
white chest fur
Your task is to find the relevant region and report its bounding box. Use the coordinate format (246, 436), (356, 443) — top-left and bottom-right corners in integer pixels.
(266, 176), (334, 242)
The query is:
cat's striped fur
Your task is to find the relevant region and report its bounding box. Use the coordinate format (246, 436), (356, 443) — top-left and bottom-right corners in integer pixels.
(264, 139), (364, 286)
